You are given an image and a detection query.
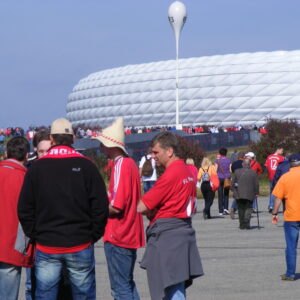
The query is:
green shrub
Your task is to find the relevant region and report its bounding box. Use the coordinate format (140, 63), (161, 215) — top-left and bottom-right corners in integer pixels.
(250, 118), (300, 165)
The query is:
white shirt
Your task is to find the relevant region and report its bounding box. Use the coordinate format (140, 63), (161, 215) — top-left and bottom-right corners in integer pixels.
(139, 154), (157, 181)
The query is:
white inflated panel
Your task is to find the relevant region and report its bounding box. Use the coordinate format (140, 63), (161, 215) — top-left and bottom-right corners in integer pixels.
(66, 50), (300, 127)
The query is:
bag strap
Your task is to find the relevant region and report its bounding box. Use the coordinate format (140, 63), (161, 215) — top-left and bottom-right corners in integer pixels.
(201, 167), (209, 173)
(217, 159), (226, 175)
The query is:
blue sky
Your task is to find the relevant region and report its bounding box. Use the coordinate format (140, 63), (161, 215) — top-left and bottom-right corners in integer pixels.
(1, 0), (300, 128)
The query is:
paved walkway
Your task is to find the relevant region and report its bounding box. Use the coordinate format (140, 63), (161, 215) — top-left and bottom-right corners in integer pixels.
(19, 196), (300, 300)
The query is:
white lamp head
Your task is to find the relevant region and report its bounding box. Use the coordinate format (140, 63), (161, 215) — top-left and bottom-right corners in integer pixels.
(168, 1), (187, 48)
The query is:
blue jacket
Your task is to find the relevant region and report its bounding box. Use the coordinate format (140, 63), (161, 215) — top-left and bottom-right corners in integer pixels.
(271, 159), (290, 191)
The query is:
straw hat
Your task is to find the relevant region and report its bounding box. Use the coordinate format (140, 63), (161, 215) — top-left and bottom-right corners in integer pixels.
(94, 117), (128, 154)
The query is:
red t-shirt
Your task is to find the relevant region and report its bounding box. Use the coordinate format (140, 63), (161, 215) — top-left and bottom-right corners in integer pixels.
(250, 160), (263, 175)
(186, 164), (198, 183)
(103, 157), (145, 249)
(264, 154), (284, 180)
(142, 159), (197, 225)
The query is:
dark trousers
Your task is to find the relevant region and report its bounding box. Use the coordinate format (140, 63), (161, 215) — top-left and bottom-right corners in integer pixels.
(201, 182), (215, 218)
(218, 178), (229, 213)
(237, 199), (253, 229)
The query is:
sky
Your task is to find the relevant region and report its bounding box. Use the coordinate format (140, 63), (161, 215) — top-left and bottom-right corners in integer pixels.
(1, 0), (300, 128)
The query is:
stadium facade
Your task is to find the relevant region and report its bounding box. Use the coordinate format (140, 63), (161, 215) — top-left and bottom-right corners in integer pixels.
(66, 50), (300, 128)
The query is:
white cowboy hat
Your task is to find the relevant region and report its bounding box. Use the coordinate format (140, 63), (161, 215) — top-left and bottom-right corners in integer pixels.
(93, 117), (128, 154)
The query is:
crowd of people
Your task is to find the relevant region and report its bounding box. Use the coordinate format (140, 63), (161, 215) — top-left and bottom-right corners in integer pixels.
(0, 116), (298, 300)
(0, 123), (267, 145)
(139, 142), (300, 282)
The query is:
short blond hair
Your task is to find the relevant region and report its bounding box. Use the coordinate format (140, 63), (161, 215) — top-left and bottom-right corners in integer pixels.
(186, 158), (195, 165)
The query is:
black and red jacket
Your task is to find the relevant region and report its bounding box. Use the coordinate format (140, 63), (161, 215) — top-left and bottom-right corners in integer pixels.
(18, 145), (109, 247)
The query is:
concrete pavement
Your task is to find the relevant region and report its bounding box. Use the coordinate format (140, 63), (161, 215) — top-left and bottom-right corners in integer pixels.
(18, 196), (300, 300)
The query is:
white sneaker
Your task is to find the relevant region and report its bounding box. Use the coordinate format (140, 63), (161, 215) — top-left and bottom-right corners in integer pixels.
(219, 213), (223, 216)
(224, 209), (230, 215)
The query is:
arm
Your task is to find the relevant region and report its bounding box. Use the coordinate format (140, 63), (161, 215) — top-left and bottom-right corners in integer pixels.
(272, 197), (282, 225)
(18, 171), (36, 240)
(109, 205), (121, 216)
(88, 166), (109, 243)
(137, 200), (148, 214)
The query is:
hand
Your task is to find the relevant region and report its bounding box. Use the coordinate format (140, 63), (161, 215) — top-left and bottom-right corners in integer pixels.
(272, 215), (278, 225)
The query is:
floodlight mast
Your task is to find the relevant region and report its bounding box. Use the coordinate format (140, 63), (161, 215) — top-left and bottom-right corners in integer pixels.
(168, 1), (187, 130)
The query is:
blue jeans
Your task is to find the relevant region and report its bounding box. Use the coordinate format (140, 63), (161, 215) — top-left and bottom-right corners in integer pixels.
(26, 267), (35, 300)
(268, 181), (276, 209)
(143, 180), (155, 193)
(163, 282), (186, 300)
(0, 261), (21, 300)
(104, 242), (139, 300)
(231, 199), (237, 210)
(218, 178), (229, 213)
(284, 221), (300, 278)
(35, 244), (96, 300)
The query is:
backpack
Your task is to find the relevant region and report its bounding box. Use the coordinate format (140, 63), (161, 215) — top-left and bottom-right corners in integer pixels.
(201, 167), (210, 182)
(141, 156), (154, 177)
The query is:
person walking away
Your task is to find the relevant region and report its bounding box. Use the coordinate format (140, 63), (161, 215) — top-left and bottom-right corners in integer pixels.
(138, 132), (203, 300)
(245, 151), (263, 212)
(0, 137), (34, 300)
(198, 157), (217, 219)
(18, 118), (109, 300)
(186, 158), (198, 182)
(272, 153), (300, 280)
(139, 148), (157, 193)
(94, 117), (145, 300)
(229, 151), (245, 218)
(265, 147), (284, 212)
(232, 158), (259, 229)
(216, 147), (231, 215)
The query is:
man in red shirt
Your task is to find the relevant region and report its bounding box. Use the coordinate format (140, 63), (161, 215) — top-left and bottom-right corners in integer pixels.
(138, 132), (203, 300)
(0, 137), (34, 300)
(94, 117), (145, 300)
(265, 147), (284, 212)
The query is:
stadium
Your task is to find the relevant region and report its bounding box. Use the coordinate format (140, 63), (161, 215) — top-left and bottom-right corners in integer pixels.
(66, 50), (300, 128)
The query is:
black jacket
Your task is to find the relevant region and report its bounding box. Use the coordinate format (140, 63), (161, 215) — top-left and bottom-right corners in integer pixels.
(18, 154), (108, 247)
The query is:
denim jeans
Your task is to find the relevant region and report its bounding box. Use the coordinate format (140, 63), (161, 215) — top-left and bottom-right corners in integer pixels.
(268, 180), (276, 209)
(143, 180), (155, 193)
(163, 282), (186, 300)
(284, 221), (300, 278)
(25, 267), (35, 300)
(0, 261), (22, 300)
(231, 199), (237, 210)
(35, 244), (96, 300)
(218, 178), (229, 213)
(104, 242), (139, 300)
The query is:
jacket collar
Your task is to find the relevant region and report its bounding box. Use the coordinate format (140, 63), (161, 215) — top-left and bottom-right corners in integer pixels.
(0, 159), (27, 172)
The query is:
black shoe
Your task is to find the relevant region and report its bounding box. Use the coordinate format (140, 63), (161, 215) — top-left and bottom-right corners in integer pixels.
(268, 208), (273, 214)
(203, 211), (208, 220)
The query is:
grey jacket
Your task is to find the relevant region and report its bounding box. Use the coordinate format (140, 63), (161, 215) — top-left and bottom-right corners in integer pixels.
(232, 167), (259, 200)
(140, 218), (204, 300)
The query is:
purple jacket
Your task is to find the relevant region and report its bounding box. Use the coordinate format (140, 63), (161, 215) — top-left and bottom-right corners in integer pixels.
(216, 156), (231, 179)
